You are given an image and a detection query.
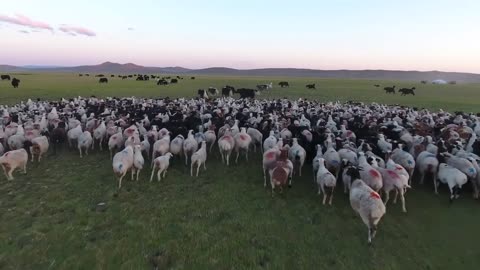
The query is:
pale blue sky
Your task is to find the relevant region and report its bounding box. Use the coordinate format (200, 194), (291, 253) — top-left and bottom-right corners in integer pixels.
(1, 0), (479, 72)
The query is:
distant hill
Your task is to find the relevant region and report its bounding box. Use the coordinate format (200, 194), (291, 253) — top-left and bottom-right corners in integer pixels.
(1, 62), (480, 83)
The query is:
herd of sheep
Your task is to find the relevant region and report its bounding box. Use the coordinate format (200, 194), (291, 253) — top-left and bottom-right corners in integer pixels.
(1, 95), (480, 244)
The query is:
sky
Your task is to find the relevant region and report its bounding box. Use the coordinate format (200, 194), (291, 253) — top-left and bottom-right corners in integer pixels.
(1, 0), (480, 73)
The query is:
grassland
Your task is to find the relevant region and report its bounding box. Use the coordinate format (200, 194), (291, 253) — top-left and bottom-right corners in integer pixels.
(0, 73), (480, 270)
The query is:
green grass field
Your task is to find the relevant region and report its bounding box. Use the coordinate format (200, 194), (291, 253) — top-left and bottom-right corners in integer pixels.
(0, 73), (480, 270)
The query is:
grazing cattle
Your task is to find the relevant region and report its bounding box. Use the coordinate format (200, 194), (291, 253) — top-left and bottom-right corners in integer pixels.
(99, 78), (108, 83)
(11, 78), (20, 88)
(279, 81), (289, 87)
(85, 74), (90, 76)
(136, 76), (144, 81)
(110, 75), (115, 77)
(143, 75), (150, 81)
(128, 75), (133, 78)
(384, 86), (396, 94)
(95, 74), (105, 77)
(399, 87), (416, 96)
(78, 74), (83, 77)
(222, 86), (234, 97)
(157, 79), (169, 85)
(207, 87), (218, 95)
(191, 77), (196, 80)
(306, 83), (316, 89)
(236, 88), (256, 99)
(170, 79), (178, 84)
(421, 80), (428, 84)
(198, 89), (208, 98)
(257, 82), (272, 91)
(122, 76), (128, 79)
(374, 84), (380, 87)
(1, 75), (11, 80)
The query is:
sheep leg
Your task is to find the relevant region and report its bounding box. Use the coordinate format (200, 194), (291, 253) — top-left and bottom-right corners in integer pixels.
(329, 186), (334, 205)
(1, 164), (8, 179)
(263, 166), (267, 187)
(163, 169), (167, 178)
(393, 189), (398, 204)
(203, 161), (207, 171)
(22, 162), (27, 174)
(472, 181), (479, 199)
(136, 169), (140, 181)
(235, 149), (240, 164)
(91, 140), (95, 150)
(299, 164), (302, 176)
(118, 174), (124, 189)
(367, 227), (372, 244)
(226, 153), (230, 166)
(196, 163), (201, 177)
(384, 190), (390, 206)
(185, 154), (188, 166)
(7, 166), (14, 180)
(245, 149), (249, 162)
(79, 147), (83, 158)
(399, 188), (407, 213)
(253, 143), (256, 153)
(157, 169), (163, 182)
(190, 162), (194, 177)
(30, 148), (34, 162)
(288, 170), (293, 187)
(131, 168), (135, 181)
(150, 168), (156, 182)
(419, 172), (425, 185)
(321, 186), (327, 205)
(433, 173), (439, 194)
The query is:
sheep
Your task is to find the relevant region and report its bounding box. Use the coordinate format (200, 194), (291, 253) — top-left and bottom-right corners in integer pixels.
(437, 163), (468, 202)
(247, 127), (263, 152)
(152, 134), (170, 164)
(0, 143), (4, 156)
(338, 147), (358, 166)
(415, 151), (439, 191)
(218, 129), (235, 166)
(30, 136), (49, 162)
(391, 144), (416, 179)
(140, 136), (150, 159)
(269, 149), (292, 196)
(316, 158), (337, 205)
(467, 158), (480, 199)
(341, 160), (355, 194)
(133, 145), (144, 181)
(67, 124), (82, 148)
(262, 146), (281, 187)
(150, 152), (174, 182)
(92, 120), (106, 150)
(112, 145), (134, 189)
(204, 125), (217, 153)
(377, 134), (392, 157)
(263, 130), (278, 152)
(78, 131), (93, 158)
(108, 128), (124, 159)
(170, 135), (184, 157)
(348, 168), (386, 244)
(323, 139), (341, 179)
(191, 141), (207, 177)
(288, 138), (306, 177)
(358, 152), (383, 192)
(443, 153), (477, 184)
(183, 130), (198, 165)
(374, 164), (410, 212)
(7, 134), (26, 150)
(234, 127), (252, 163)
(312, 144), (324, 182)
(0, 149), (28, 180)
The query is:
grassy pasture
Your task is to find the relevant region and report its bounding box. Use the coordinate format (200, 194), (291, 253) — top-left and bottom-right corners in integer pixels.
(0, 73), (480, 269)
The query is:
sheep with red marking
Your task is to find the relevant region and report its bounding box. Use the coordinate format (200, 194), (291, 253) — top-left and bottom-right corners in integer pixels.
(218, 129), (235, 166)
(358, 152), (383, 192)
(150, 152), (174, 182)
(205, 125), (217, 153)
(234, 127), (252, 163)
(0, 149), (28, 180)
(262, 146), (281, 187)
(348, 167), (386, 244)
(108, 128), (124, 159)
(269, 149), (293, 196)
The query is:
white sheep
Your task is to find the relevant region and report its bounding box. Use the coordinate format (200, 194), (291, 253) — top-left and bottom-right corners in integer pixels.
(312, 144), (324, 182)
(0, 149), (28, 180)
(374, 165), (410, 212)
(288, 138), (306, 177)
(349, 169), (386, 244)
(133, 145), (144, 181)
(323, 140), (341, 179)
(234, 127), (252, 163)
(7, 134), (26, 150)
(183, 130), (198, 165)
(358, 152), (383, 192)
(93, 120), (106, 150)
(467, 158), (480, 199)
(205, 126), (217, 153)
(218, 130), (235, 166)
(152, 134), (170, 164)
(150, 152), (174, 182)
(30, 136), (49, 162)
(437, 163), (468, 202)
(78, 131), (93, 158)
(247, 127), (263, 153)
(67, 124), (82, 148)
(112, 145), (134, 189)
(391, 144), (416, 179)
(316, 158), (337, 205)
(170, 135), (184, 157)
(262, 146), (281, 187)
(263, 130), (278, 152)
(415, 151), (439, 190)
(191, 141), (207, 177)
(108, 128), (124, 159)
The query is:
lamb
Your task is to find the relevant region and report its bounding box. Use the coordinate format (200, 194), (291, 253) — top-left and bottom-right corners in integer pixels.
(78, 131), (93, 158)
(108, 128), (124, 159)
(183, 130), (198, 165)
(247, 127), (263, 152)
(437, 163), (468, 202)
(348, 167), (386, 244)
(316, 158), (337, 205)
(92, 120), (106, 150)
(288, 138), (306, 177)
(218, 129), (235, 166)
(0, 149), (28, 180)
(169, 135), (184, 157)
(415, 151), (439, 191)
(150, 152), (174, 182)
(358, 152), (383, 191)
(67, 124), (82, 148)
(263, 130), (278, 152)
(234, 127), (252, 163)
(191, 141), (207, 177)
(152, 134), (170, 164)
(30, 136), (49, 162)
(133, 145), (144, 181)
(112, 145), (134, 189)
(262, 146), (281, 187)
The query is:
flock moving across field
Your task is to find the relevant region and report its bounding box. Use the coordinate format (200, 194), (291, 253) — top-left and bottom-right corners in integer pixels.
(1, 93), (480, 244)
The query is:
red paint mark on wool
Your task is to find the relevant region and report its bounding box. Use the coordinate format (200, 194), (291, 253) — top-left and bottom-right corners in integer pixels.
(347, 131), (352, 136)
(266, 152), (275, 159)
(240, 134), (247, 140)
(369, 169), (380, 178)
(387, 170), (397, 178)
(370, 191), (381, 199)
(396, 166), (403, 171)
